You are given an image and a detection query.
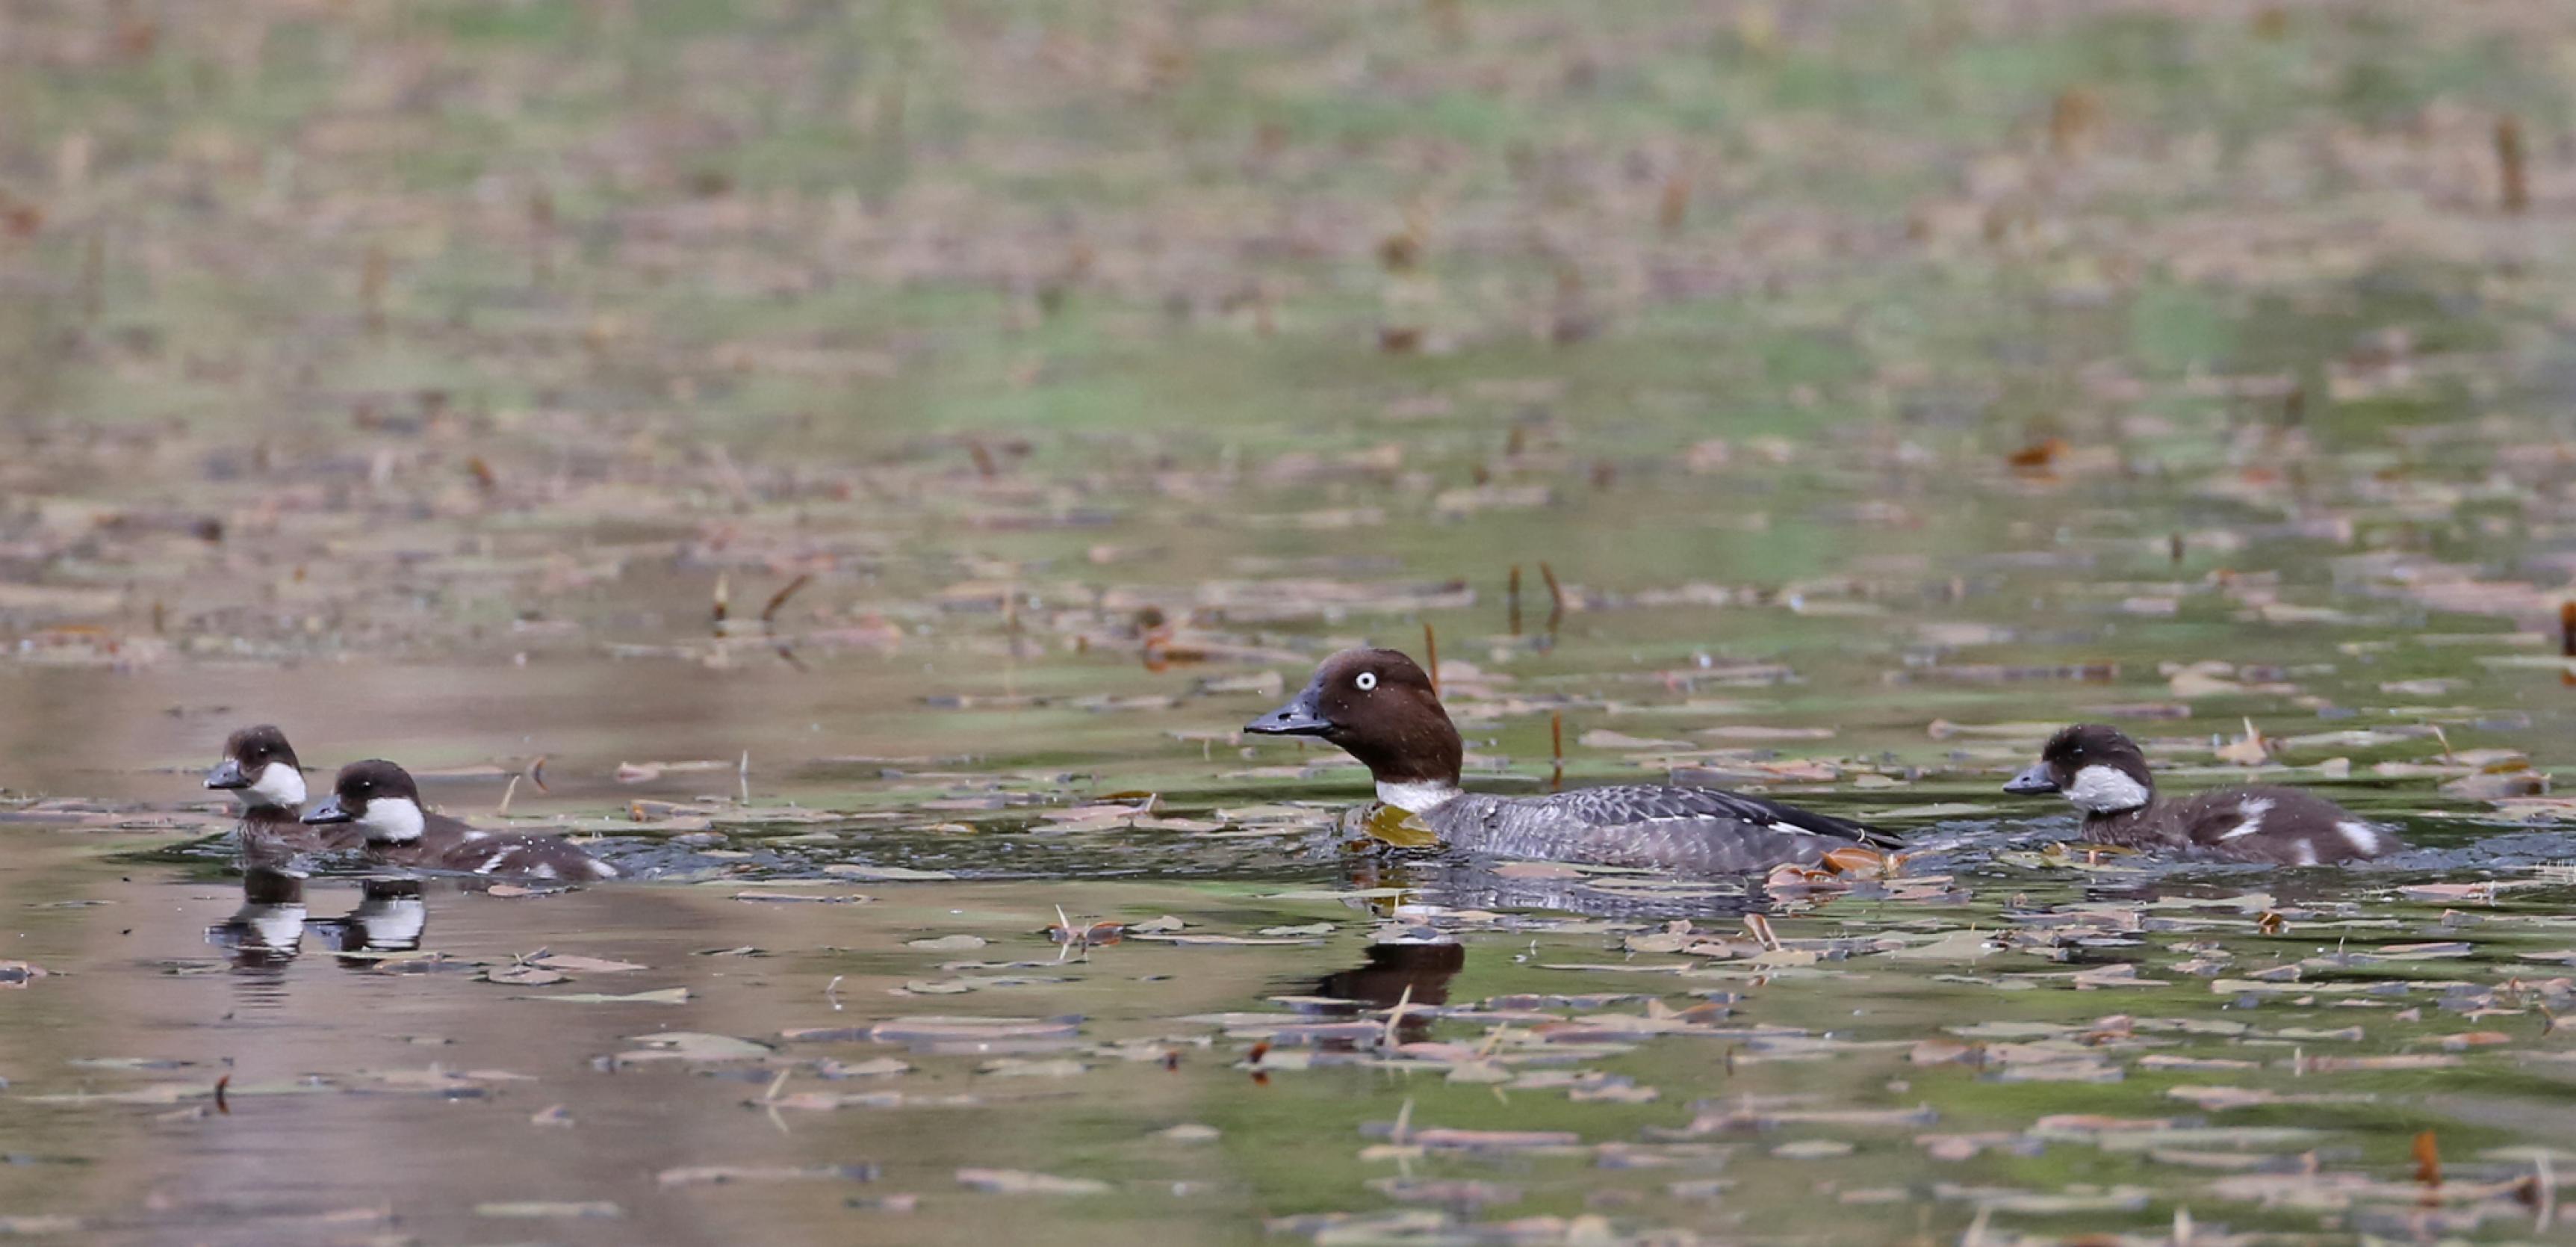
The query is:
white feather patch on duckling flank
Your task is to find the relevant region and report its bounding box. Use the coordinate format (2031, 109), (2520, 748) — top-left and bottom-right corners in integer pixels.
(243, 762), (306, 808)
(2064, 764), (2151, 814)
(356, 796), (427, 844)
(2337, 820), (2383, 856)
(2218, 797), (2276, 841)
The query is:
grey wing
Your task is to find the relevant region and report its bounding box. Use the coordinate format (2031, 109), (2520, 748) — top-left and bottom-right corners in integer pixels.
(1474, 785), (1897, 873)
(1545, 785), (1893, 847)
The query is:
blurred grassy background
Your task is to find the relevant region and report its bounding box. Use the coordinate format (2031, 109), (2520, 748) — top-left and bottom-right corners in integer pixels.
(4, 0), (2569, 462)
(2, 1), (2573, 794)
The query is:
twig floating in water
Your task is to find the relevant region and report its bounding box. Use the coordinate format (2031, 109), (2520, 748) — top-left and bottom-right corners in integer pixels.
(529, 189), (554, 286)
(761, 574), (811, 628)
(1550, 712), (1564, 791)
(2415, 1129), (2444, 1196)
(2498, 117), (2530, 214)
(1380, 982), (1413, 1048)
(81, 230), (105, 321)
(1659, 173), (1689, 233)
(1506, 564), (1521, 636)
(496, 774), (519, 817)
(2536, 1151), (2557, 1233)
(710, 574), (730, 633)
(1538, 561), (1565, 633)
(361, 245), (388, 335)
(1422, 623), (1438, 695)
(2561, 598), (2575, 687)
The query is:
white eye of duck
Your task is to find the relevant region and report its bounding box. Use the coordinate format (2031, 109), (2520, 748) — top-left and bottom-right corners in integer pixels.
(1355, 672), (1378, 691)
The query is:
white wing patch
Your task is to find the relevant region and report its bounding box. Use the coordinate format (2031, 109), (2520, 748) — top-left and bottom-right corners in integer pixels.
(2337, 820), (2383, 856)
(2217, 797), (2275, 841)
(1771, 812), (1839, 838)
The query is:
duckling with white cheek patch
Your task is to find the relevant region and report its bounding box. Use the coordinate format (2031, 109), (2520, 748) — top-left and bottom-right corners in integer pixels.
(303, 759), (618, 882)
(203, 725), (358, 866)
(2005, 724), (2395, 865)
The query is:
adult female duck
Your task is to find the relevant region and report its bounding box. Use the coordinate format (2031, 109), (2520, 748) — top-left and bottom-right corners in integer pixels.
(1247, 648), (1896, 873)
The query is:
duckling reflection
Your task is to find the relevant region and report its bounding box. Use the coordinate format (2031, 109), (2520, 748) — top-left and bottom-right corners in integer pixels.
(205, 866), (309, 968)
(311, 879), (427, 960)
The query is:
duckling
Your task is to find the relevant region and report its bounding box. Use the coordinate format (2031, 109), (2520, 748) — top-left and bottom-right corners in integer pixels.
(2004, 723), (2395, 864)
(303, 759), (616, 881)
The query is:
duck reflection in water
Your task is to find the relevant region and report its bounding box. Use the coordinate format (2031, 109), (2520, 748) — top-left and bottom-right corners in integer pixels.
(1309, 932), (1465, 1046)
(205, 870), (428, 968)
(205, 866), (310, 969)
(314, 879), (427, 959)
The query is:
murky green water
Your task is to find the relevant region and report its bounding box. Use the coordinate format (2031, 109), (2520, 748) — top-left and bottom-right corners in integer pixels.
(9, 1), (2576, 1243)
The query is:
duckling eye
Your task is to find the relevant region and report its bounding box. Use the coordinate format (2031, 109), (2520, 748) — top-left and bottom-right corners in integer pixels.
(1355, 672), (1378, 691)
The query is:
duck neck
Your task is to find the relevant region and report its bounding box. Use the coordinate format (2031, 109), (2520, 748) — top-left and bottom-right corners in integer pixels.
(2065, 764), (2153, 818)
(2083, 804), (2154, 829)
(1376, 778), (1463, 814)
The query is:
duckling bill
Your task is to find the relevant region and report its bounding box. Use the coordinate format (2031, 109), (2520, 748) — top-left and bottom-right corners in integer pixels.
(2005, 723), (2395, 864)
(1247, 648), (1896, 873)
(303, 759), (617, 881)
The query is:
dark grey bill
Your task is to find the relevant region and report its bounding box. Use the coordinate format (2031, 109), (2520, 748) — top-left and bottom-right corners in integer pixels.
(1246, 688), (1331, 737)
(2002, 762), (2061, 796)
(205, 758), (248, 790)
(302, 794), (353, 824)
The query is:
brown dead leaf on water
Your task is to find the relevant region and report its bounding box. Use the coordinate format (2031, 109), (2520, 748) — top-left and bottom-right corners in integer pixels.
(474, 1202), (621, 1219)
(615, 1031), (773, 1062)
(2215, 717), (2271, 765)
(482, 965), (568, 986)
(530, 954), (647, 974)
(1356, 804), (1438, 848)
(521, 988), (689, 1004)
(955, 1168), (1109, 1195)
(657, 1164), (878, 1187)
(732, 891), (869, 904)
